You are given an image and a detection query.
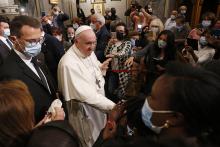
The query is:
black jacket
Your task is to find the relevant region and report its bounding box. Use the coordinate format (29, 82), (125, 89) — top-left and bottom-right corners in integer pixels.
(0, 50), (56, 122)
(41, 34), (65, 83)
(0, 39), (11, 65)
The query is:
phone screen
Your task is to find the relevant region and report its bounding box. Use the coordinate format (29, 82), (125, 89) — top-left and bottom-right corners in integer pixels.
(41, 11), (46, 17)
(187, 38), (198, 51)
(138, 24), (142, 32)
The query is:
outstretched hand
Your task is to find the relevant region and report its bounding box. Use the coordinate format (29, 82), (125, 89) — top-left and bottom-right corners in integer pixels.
(124, 56), (134, 66)
(100, 58), (112, 71)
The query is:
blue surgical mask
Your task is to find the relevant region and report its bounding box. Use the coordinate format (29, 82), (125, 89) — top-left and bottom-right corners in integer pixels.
(141, 98), (174, 134)
(3, 28), (10, 37)
(199, 36), (208, 46)
(24, 42), (42, 57)
(202, 20), (211, 28)
(158, 39), (167, 48)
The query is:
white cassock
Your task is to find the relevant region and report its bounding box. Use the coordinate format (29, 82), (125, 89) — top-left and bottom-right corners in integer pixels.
(58, 44), (115, 147)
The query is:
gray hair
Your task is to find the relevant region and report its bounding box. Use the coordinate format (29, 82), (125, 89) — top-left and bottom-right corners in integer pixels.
(92, 13), (105, 25)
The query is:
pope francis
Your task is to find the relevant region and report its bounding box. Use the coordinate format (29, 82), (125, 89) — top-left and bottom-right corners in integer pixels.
(58, 25), (115, 147)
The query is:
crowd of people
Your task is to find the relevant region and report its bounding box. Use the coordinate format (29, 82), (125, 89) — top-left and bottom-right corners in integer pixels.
(1, 1), (220, 147)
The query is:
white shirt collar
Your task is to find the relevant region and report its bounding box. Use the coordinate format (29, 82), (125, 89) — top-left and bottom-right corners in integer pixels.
(0, 36), (13, 49)
(14, 49), (32, 63)
(0, 36), (7, 41)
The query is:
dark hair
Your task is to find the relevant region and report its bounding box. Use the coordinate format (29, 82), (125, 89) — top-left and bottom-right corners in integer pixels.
(175, 15), (186, 24)
(115, 22), (129, 37)
(0, 16), (9, 24)
(27, 120), (80, 147)
(10, 16), (41, 38)
(154, 30), (176, 61)
(164, 62), (220, 137)
(51, 26), (62, 36)
(125, 96), (155, 137)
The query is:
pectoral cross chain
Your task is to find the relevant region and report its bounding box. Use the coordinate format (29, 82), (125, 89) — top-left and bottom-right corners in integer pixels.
(96, 79), (101, 88)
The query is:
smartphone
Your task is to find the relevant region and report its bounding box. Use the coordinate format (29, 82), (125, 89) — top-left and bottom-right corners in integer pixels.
(41, 11), (46, 17)
(111, 32), (116, 39)
(187, 38), (198, 51)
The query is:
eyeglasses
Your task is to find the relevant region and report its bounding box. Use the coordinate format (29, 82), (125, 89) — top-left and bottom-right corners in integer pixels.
(22, 36), (45, 46)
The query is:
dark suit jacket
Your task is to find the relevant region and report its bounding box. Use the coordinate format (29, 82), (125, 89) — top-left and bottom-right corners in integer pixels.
(0, 50), (56, 123)
(41, 34), (65, 83)
(95, 25), (110, 62)
(0, 39), (11, 65)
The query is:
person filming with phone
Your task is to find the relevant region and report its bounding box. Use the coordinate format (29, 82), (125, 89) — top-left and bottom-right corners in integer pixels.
(182, 29), (215, 66)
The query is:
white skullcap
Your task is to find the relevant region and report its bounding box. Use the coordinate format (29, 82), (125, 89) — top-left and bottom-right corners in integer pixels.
(75, 25), (93, 37)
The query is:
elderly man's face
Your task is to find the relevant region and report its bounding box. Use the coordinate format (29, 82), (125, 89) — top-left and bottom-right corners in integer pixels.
(75, 29), (97, 57)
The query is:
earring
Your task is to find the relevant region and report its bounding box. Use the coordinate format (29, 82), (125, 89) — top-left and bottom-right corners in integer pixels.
(164, 120), (170, 128)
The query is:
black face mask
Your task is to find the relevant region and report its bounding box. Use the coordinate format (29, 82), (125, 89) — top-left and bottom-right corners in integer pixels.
(116, 32), (124, 41)
(135, 39), (141, 47)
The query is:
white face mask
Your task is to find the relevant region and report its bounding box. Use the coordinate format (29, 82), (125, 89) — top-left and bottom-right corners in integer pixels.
(3, 28), (10, 37)
(53, 11), (59, 15)
(202, 20), (211, 28)
(170, 15), (176, 20)
(90, 23), (96, 31)
(68, 34), (74, 39)
(151, 27), (159, 33)
(181, 10), (186, 14)
(55, 35), (62, 41)
(73, 23), (79, 30)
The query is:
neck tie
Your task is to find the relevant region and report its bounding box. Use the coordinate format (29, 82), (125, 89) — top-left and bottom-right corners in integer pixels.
(6, 38), (13, 49)
(31, 58), (51, 93)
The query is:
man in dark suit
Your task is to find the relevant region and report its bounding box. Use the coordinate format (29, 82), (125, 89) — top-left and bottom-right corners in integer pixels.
(0, 16), (56, 123)
(41, 32), (65, 83)
(0, 16), (13, 65)
(91, 13), (110, 62)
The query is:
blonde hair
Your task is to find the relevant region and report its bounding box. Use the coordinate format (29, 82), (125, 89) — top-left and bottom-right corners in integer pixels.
(149, 18), (164, 33)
